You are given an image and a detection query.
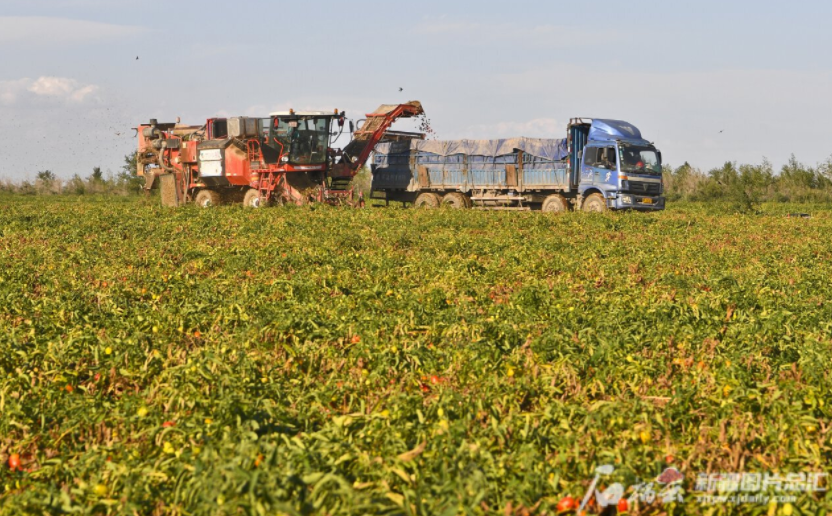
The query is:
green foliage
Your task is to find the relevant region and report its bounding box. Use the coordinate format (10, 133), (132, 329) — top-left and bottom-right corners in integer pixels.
(665, 156), (832, 208)
(0, 200), (831, 515)
(36, 170), (55, 185)
(350, 166), (372, 197)
(116, 152), (143, 194)
(88, 166), (104, 184)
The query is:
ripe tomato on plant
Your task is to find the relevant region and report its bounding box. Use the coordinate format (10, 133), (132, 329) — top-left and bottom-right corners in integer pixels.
(617, 498), (629, 513)
(8, 453), (21, 472)
(556, 495), (576, 513)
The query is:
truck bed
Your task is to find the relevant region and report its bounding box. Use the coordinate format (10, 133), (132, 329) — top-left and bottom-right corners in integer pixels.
(372, 138), (572, 193)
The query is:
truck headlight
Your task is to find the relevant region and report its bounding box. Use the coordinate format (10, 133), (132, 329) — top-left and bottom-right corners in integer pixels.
(621, 195), (633, 204)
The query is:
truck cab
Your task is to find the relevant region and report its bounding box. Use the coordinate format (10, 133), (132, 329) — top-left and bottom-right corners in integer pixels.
(570, 119), (665, 211)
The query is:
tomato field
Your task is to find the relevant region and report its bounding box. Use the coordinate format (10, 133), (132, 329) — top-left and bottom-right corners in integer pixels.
(1, 197), (831, 515)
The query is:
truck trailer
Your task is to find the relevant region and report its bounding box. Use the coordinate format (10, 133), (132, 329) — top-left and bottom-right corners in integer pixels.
(370, 118), (664, 212)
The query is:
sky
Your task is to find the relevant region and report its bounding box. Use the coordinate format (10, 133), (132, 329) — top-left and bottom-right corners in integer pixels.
(1, 0), (832, 180)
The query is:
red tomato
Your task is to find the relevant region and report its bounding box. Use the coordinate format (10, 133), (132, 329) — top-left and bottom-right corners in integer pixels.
(350, 335), (361, 344)
(162, 421), (175, 428)
(617, 498), (629, 513)
(193, 330), (202, 338)
(419, 383), (430, 393)
(8, 453), (21, 472)
(430, 375), (440, 385)
(65, 385), (73, 393)
(556, 495), (576, 513)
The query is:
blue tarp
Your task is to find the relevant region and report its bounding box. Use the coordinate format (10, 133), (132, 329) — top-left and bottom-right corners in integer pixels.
(375, 137), (568, 161)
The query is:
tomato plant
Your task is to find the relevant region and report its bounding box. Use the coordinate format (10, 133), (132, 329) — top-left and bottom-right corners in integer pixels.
(0, 198), (830, 514)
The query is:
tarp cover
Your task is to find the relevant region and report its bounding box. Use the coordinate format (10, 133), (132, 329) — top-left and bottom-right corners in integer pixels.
(375, 137), (568, 161)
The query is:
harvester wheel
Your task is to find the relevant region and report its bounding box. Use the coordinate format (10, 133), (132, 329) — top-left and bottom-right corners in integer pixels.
(582, 193), (607, 213)
(194, 189), (221, 208)
(414, 192), (441, 209)
(243, 189), (269, 208)
(441, 192), (470, 209)
(541, 194), (569, 213)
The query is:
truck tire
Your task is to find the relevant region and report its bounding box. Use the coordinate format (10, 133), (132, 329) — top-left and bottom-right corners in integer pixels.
(582, 193), (607, 213)
(414, 192), (441, 209)
(194, 189), (221, 208)
(243, 189), (269, 208)
(442, 192), (469, 209)
(541, 194), (569, 213)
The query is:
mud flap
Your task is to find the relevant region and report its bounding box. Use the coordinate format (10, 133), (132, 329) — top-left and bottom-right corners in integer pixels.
(159, 173), (182, 207)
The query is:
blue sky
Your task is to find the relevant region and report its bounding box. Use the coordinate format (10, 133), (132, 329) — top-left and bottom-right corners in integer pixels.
(2, 0), (832, 179)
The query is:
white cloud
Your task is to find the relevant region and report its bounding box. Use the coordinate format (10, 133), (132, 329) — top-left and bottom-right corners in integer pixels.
(1, 76), (99, 105)
(0, 16), (145, 45)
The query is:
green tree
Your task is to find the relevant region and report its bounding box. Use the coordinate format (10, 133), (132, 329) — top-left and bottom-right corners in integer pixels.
(69, 174), (86, 195)
(89, 166), (104, 184)
(36, 170), (56, 184)
(116, 151), (143, 194)
(36, 170), (57, 194)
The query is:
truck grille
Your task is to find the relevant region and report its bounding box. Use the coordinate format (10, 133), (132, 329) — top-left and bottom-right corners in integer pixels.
(623, 181), (662, 195)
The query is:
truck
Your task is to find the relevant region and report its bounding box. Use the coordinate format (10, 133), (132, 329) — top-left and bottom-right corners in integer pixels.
(369, 118), (665, 212)
(136, 101), (425, 207)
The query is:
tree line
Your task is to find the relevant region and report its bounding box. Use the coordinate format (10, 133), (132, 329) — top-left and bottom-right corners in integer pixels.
(0, 152), (142, 196)
(4, 152), (832, 210)
(662, 155), (832, 211)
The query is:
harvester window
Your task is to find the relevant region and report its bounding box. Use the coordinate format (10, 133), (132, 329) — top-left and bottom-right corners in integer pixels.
(258, 118), (270, 136)
(269, 116), (330, 165)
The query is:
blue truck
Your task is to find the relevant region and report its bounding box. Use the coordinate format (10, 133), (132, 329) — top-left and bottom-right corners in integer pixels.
(370, 118), (664, 212)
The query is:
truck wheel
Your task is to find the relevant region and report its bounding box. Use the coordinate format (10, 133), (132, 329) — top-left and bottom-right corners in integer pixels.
(414, 192), (440, 209)
(541, 194), (569, 213)
(243, 189), (269, 208)
(442, 192), (469, 209)
(194, 189), (221, 208)
(582, 193), (607, 213)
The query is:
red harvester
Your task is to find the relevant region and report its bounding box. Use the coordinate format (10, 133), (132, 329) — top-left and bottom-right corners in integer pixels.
(136, 101), (424, 207)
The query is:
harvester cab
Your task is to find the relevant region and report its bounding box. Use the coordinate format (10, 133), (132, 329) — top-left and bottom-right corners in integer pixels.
(265, 110), (340, 169)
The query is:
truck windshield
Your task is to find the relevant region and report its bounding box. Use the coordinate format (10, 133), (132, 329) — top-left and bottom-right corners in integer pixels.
(619, 146), (661, 174)
(272, 117), (330, 164)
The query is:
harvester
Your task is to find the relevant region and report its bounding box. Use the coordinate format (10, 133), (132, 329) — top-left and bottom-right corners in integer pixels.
(136, 101), (424, 207)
